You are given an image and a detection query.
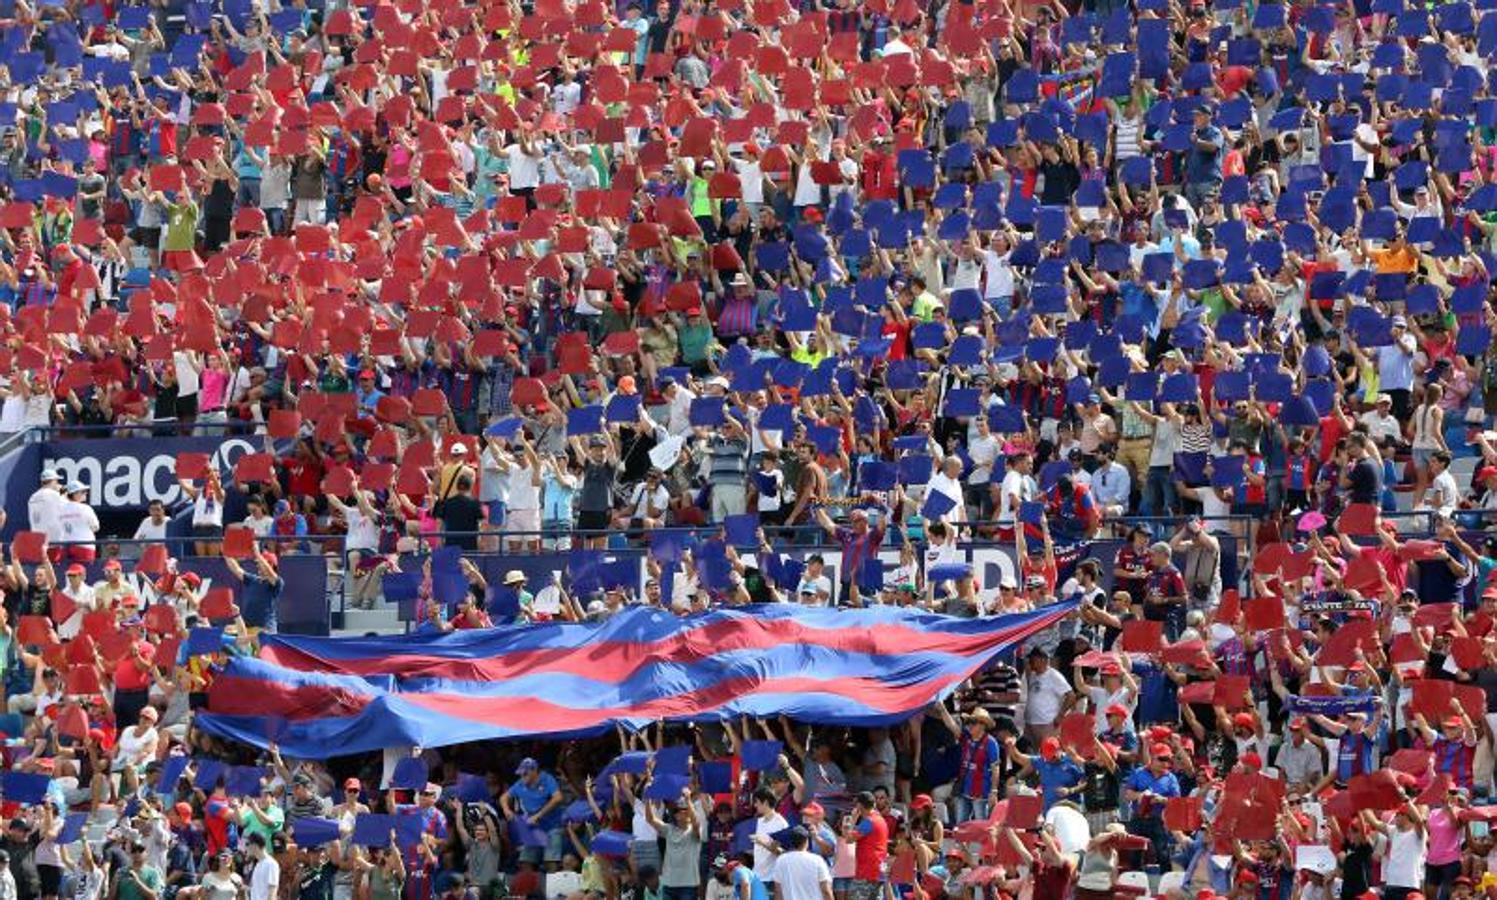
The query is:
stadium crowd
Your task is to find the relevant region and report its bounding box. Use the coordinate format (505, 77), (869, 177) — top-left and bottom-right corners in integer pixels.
(2, 0), (1497, 895)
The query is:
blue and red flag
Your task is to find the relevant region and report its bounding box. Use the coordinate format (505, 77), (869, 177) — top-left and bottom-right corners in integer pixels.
(196, 603), (1074, 758)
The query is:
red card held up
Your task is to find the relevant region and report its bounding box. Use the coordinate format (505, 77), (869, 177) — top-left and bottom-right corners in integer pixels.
(411, 389), (448, 417)
(1159, 640), (1209, 667)
(1213, 588), (1242, 625)
(1058, 713), (1095, 759)
(62, 636), (94, 669)
(322, 466), (357, 497)
(396, 462), (431, 496)
(1253, 542), (1288, 575)
(222, 525), (256, 559)
(1242, 596), (1286, 632)
(1119, 620), (1163, 653)
(1450, 636), (1486, 670)
(1213, 674), (1252, 709)
(1386, 748), (1433, 776)
(1413, 602), (1461, 632)
(200, 587), (236, 620)
(11, 531), (46, 564)
(50, 591), (76, 626)
(234, 452), (276, 484)
(1177, 680), (1215, 705)
(1002, 795), (1043, 830)
(1337, 503), (1379, 536)
(98, 628), (136, 663)
(1411, 680), (1457, 722)
(1416, 774), (1453, 807)
(1162, 797), (1202, 833)
(81, 610), (114, 641)
(55, 704), (87, 740)
(377, 395), (412, 424)
(16, 615), (52, 646)
(1340, 554), (1384, 595)
(1349, 771), (1408, 812)
(359, 463), (395, 492)
(65, 666), (102, 696)
(268, 410), (302, 439)
(176, 452), (210, 481)
(143, 604), (178, 636)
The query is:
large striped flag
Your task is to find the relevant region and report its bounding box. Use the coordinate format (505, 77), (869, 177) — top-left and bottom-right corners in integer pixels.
(197, 603), (1074, 758)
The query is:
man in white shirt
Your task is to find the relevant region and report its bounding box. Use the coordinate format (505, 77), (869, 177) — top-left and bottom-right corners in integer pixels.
(1023, 647), (1076, 745)
(1358, 393), (1405, 446)
(56, 481), (99, 553)
(769, 828), (833, 900)
(28, 469), (65, 539)
(927, 455), (966, 524)
(246, 833), (280, 900)
(997, 451), (1037, 530)
(57, 565), (97, 640)
(504, 132), (543, 193)
(1090, 449), (1132, 519)
(879, 25), (913, 56)
(132, 500), (170, 546)
(749, 788), (789, 887)
(662, 378), (698, 436)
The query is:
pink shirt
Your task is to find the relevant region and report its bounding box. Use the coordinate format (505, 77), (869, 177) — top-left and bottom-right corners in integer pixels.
(388, 145), (413, 189)
(200, 368), (229, 411)
(1427, 808), (1462, 866)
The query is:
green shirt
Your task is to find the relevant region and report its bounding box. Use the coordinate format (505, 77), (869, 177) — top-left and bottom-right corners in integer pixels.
(241, 802), (285, 845)
(912, 291), (941, 322)
(679, 322), (714, 365)
(116, 865), (163, 900)
(163, 200), (199, 252)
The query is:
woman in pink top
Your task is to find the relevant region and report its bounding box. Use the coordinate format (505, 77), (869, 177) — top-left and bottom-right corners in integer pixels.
(386, 132), (415, 204)
(197, 349), (231, 435)
(1425, 789), (1467, 898)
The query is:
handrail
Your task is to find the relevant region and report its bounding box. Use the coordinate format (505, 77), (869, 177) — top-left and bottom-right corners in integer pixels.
(27, 422), (252, 435)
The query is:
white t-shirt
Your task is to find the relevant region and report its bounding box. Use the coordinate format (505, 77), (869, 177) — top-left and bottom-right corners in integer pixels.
(630, 799), (658, 842)
(192, 494), (224, 527)
(0, 391), (25, 433)
(1426, 471), (1459, 517)
(1188, 485), (1232, 525)
(1087, 685), (1133, 733)
(770, 850), (832, 900)
(28, 487), (66, 541)
(173, 351), (200, 397)
(927, 471), (965, 523)
(629, 483), (671, 520)
(242, 512), (274, 538)
(345, 505), (380, 552)
(732, 159), (765, 205)
(967, 435), (1000, 486)
(1384, 826), (1426, 888)
(754, 812), (789, 880)
(57, 499), (99, 547)
(982, 249), (1015, 299)
(249, 855), (280, 900)
(505, 145), (542, 190)
(507, 463), (540, 511)
(666, 387), (698, 436)
(133, 516), (169, 543)
(997, 470), (1036, 526)
(1025, 666), (1073, 726)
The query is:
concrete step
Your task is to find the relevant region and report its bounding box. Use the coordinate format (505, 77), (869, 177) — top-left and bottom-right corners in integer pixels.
(336, 605), (406, 636)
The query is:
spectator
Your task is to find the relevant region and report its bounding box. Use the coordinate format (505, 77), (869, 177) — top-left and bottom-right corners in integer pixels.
(223, 549), (282, 635)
